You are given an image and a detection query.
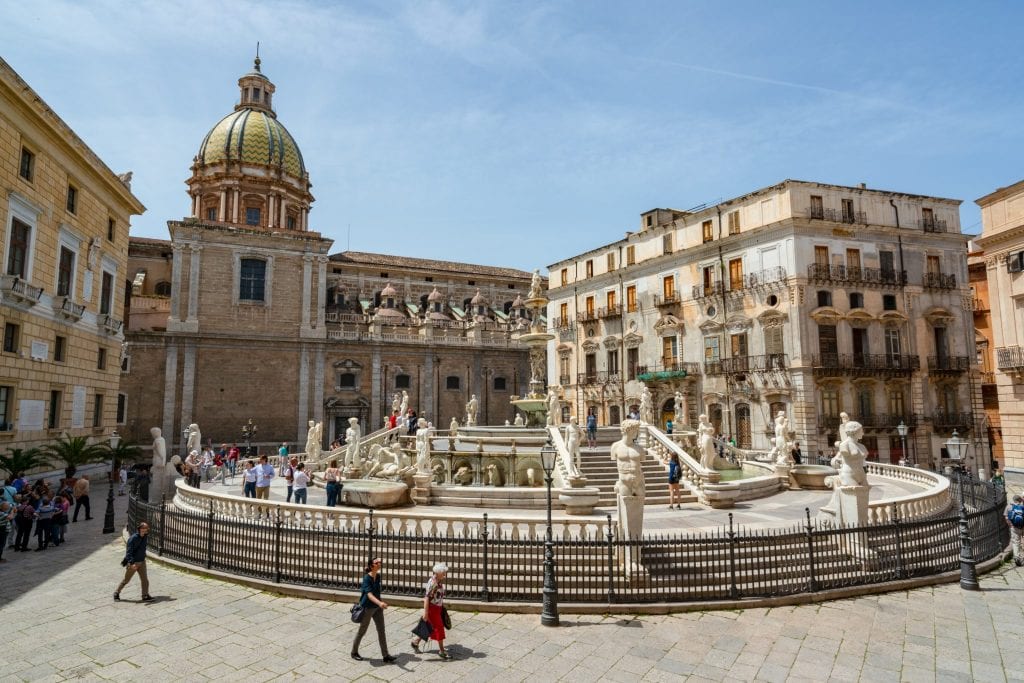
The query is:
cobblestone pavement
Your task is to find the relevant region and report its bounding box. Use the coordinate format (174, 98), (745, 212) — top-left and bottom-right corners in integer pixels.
(2, 483), (1023, 682)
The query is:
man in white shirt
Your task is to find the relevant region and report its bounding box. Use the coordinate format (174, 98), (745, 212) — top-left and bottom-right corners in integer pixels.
(292, 463), (310, 504)
(255, 455), (275, 499)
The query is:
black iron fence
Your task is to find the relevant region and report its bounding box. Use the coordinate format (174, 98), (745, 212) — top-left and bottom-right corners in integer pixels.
(127, 479), (1008, 605)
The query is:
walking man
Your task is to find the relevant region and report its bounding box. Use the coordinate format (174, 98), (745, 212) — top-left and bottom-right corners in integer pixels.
(255, 455), (275, 500)
(72, 475), (91, 521)
(1007, 494), (1024, 566)
(114, 522), (153, 602)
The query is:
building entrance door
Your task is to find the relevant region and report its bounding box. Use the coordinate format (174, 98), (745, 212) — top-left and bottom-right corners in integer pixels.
(735, 404), (751, 449)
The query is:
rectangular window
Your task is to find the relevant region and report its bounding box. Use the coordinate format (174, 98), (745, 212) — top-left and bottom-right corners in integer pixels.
(663, 336), (678, 363)
(730, 333), (748, 357)
(585, 260), (593, 278)
(54, 335), (66, 362)
(852, 327), (869, 360)
(821, 388), (839, 417)
(663, 276), (675, 299)
(926, 255), (940, 275)
(883, 294), (897, 311)
(702, 265), (715, 289)
(116, 393), (127, 424)
(100, 271), (113, 315)
(727, 210), (741, 234)
(607, 349), (619, 375)
(66, 185), (77, 214)
(663, 233), (673, 255)
(885, 328), (902, 360)
(207, 207), (217, 221)
(286, 215), (296, 230)
(245, 207), (261, 226)
(107, 218), (115, 242)
(626, 285), (637, 312)
(841, 198), (855, 223)
(493, 377), (507, 392)
(57, 246), (75, 297)
(607, 252), (616, 271)
(810, 195), (824, 219)
(765, 326), (784, 364)
(857, 388), (874, 417)
(97, 347), (107, 370)
(729, 258), (744, 291)
(560, 269), (568, 286)
(446, 376), (460, 390)
(880, 250), (895, 274)
(3, 323), (19, 353)
(889, 389), (905, 416)
(849, 292), (864, 309)
(239, 258), (267, 301)
(48, 390), (61, 429)
(627, 348), (639, 380)
(585, 296), (595, 315)
(559, 302), (568, 325)
(0, 386), (10, 431)
(922, 207), (934, 226)
(817, 290), (832, 307)
(814, 245), (829, 266)
(6, 218), (31, 278)
(19, 147), (34, 181)
(559, 356), (570, 380)
(704, 336), (720, 362)
(846, 249), (861, 273)
(606, 290), (616, 309)
(702, 220), (713, 243)
(626, 246), (636, 265)
(818, 324), (838, 356)
(92, 393), (103, 428)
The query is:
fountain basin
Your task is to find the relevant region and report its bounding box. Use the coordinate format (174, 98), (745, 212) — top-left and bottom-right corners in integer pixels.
(342, 480), (410, 508)
(790, 464), (838, 490)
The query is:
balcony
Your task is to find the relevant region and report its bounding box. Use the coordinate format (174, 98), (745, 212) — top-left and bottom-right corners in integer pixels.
(577, 371), (618, 386)
(552, 316), (573, 330)
(923, 272), (957, 289)
(812, 353), (919, 377)
(0, 275), (43, 306)
(933, 411), (973, 433)
(636, 361), (700, 381)
(55, 296), (85, 322)
(744, 266), (788, 288)
(971, 298), (987, 312)
(652, 292), (682, 307)
(691, 281), (724, 300)
(704, 354), (788, 375)
(807, 264), (907, 288)
(997, 346), (1024, 378)
(919, 218), (948, 233)
(576, 309), (599, 324)
(927, 356), (970, 374)
(859, 414), (919, 430)
(97, 314), (123, 335)
(805, 206), (867, 224)
(597, 304), (621, 319)
(980, 371), (995, 385)
(559, 374), (572, 386)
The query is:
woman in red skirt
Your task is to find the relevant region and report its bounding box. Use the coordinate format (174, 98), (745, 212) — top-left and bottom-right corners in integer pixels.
(411, 562), (450, 659)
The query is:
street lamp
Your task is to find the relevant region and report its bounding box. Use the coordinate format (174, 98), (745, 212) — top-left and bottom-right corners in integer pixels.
(896, 420), (909, 466)
(102, 430), (121, 534)
(241, 418), (258, 457)
(944, 429), (979, 590)
(539, 437), (560, 626)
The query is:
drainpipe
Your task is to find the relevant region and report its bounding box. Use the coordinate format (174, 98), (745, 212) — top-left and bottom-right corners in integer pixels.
(890, 199), (906, 281)
(716, 206), (732, 438)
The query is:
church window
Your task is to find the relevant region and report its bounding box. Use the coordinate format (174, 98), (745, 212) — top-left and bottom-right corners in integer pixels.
(155, 281), (172, 297)
(339, 373), (356, 389)
(446, 376), (460, 390)
(206, 207), (216, 221)
(286, 215), (296, 230)
(817, 290), (832, 307)
(246, 207), (261, 226)
(239, 258), (266, 301)
(493, 377), (507, 391)
(395, 374), (411, 389)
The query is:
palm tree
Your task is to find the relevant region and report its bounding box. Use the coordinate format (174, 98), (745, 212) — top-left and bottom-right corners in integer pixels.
(41, 435), (109, 480)
(104, 439), (144, 471)
(0, 447), (51, 478)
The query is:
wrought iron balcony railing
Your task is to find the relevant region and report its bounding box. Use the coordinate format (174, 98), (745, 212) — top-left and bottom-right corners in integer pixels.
(705, 354), (789, 375)
(805, 206), (867, 224)
(55, 296), (85, 321)
(653, 292), (681, 307)
(576, 310), (599, 324)
(807, 264), (907, 288)
(552, 316), (572, 330)
(691, 281), (724, 300)
(933, 411), (973, 431)
(577, 371), (619, 386)
(996, 346), (1024, 373)
(923, 272), (957, 289)
(0, 275), (43, 306)
(559, 374), (572, 386)
(636, 361), (700, 380)
(927, 356), (970, 373)
(97, 314), (123, 335)
(920, 218), (948, 233)
(597, 304), (621, 319)
(812, 353), (919, 376)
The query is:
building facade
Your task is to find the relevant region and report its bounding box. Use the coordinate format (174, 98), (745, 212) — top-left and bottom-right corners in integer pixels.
(119, 59), (534, 453)
(547, 180), (983, 472)
(0, 57), (145, 452)
(968, 245), (1003, 470)
(976, 179), (1024, 471)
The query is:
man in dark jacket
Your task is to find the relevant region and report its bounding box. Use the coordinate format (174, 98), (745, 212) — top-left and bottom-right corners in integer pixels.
(114, 522), (152, 601)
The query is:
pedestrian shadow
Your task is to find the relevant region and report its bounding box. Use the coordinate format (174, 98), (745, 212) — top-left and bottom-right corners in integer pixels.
(142, 595), (177, 604)
(444, 644), (485, 659)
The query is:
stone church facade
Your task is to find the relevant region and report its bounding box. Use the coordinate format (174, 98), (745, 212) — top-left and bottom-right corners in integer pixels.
(119, 58), (535, 454)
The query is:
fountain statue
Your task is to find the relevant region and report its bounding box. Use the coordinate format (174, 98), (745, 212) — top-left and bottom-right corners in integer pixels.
(673, 391), (685, 426)
(511, 273), (557, 426)
(611, 419), (646, 541)
(698, 414), (716, 469)
(344, 417), (362, 470)
(773, 412), (793, 466)
(415, 418), (432, 473)
(150, 427), (166, 503)
(514, 413), (524, 427)
(465, 395), (479, 426)
(820, 418), (872, 527)
(547, 389), (561, 427)
(186, 423), (202, 455)
(305, 420), (323, 462)
(563, 417), (583, 479)
(639, 387), (653, 425)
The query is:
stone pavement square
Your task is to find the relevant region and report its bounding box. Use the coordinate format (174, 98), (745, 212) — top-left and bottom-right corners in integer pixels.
(3, 482), (1024, 681)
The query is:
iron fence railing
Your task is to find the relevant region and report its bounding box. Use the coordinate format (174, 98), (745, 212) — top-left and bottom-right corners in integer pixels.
(932, 411), (975, 432)
(704, 354), (788, 375)
(996, 346), (1024, 371)
(127, 480), (1007, 605)
(805, 206), (867, 224)
(691, 282), (724, 299)
(653, 292), (682, 307)
(812, 353), (919, 375)
(923, 272), (957, 289)
(927, 356), (970, 373)
(807, 263), (908, 287)
(920, 218), (948, 233)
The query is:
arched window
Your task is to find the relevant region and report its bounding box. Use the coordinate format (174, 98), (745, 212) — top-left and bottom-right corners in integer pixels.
(155, 281), (172, 297)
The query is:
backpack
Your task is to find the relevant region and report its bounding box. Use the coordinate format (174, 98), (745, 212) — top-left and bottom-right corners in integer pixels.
(1010, 504), (1024, 529)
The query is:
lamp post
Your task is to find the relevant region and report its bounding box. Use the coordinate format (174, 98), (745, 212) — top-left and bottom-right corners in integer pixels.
(102, 430), (120, 534)
(241, 418), (257, 458)
(897, 420), (909, 466)
(945, 429), (979, 590)
(539, 437), (560, 626)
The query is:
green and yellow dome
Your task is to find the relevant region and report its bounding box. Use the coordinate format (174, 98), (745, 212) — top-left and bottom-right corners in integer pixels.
(197, 108), (306, 179)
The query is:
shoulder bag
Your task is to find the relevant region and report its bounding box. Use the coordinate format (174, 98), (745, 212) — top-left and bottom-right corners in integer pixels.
(441, 607), (452, 630)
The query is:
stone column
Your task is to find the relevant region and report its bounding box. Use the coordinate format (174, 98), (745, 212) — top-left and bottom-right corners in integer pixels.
(232, 189), (240, 223)
(298, 345), (310, 443)
(179, 342), (196, 452)
(186, 244), (202, 327)
(371, 348), (382, 428)
(314, 345), (325, 425)
(423, 353), (435, 423)
(301, 254), (313, 331)
(268, 195), (276, 229)
(168, 243), (185, 324)
(315, 256), (328, 331)
(161, 344), (179, 445)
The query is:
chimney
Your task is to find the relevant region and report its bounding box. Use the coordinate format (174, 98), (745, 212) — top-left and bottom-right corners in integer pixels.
(858, 183), (867, 189)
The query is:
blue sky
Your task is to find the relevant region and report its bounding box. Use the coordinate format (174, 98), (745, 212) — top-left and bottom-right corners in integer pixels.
(2, 1), (1022, 271)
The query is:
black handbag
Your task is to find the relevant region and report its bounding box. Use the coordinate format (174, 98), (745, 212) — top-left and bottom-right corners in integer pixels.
(412, 618), (432, 640)
(350, 603), (365, 623)
(441, 607), (452, 630)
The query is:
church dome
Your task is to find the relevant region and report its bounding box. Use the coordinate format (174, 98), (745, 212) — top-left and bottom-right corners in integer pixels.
(197, 109), (306, 179)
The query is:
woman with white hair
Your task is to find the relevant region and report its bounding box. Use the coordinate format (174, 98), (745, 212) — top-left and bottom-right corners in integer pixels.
(411, 562), (451, 659)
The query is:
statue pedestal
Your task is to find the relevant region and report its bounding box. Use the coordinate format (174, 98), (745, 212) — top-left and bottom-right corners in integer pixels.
(616, 494), (646, 578)
(411, 473), (432, 505)
(558, 484), (600, 515)
(149, 468), (165, 504)
(836, 485), (870, 527)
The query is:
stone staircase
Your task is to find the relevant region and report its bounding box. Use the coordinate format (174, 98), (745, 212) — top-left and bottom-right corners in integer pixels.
(577, 445), (698, 507)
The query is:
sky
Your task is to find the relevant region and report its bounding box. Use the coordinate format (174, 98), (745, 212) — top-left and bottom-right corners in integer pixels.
(2, 1), (1023, 272)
